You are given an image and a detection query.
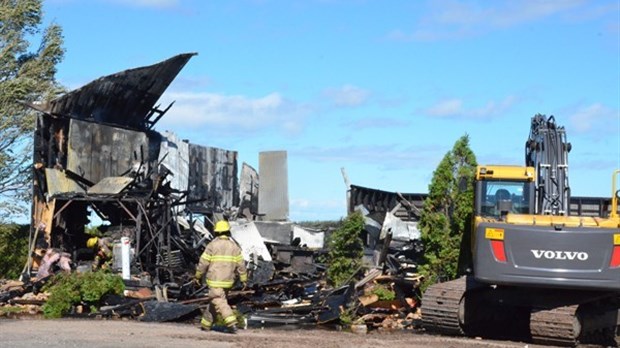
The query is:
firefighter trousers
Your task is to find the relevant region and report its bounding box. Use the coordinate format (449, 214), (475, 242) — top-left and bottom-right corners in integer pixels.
(201, 287), (237, 329)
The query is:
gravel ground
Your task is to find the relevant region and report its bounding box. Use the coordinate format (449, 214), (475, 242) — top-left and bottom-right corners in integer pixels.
(0, 318), (549, 348)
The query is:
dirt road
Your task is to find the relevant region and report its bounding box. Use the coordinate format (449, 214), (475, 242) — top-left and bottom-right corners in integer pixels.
(0, 318), (547, 348)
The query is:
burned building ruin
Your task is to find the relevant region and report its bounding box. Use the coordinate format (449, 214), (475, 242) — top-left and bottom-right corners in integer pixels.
(26, 53), (257, 285)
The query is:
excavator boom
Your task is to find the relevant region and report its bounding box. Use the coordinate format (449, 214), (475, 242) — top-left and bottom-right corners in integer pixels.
(525, 114), (571, 215)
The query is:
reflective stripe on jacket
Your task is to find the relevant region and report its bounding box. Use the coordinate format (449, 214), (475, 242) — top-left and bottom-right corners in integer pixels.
(195, 235), (247, 289)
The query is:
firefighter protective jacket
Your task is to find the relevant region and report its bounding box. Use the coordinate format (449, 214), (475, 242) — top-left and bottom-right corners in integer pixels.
(195, 235), (247, 289)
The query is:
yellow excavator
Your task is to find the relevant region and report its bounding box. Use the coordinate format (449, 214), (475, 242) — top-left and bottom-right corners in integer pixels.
(422, 114), (620, 346)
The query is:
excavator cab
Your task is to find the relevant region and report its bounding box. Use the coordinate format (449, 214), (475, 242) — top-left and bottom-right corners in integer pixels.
(477, 182), (534, 217)
(475, 165), (535, 219)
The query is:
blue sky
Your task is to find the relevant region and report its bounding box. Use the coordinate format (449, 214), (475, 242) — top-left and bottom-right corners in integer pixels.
(42, 0), (619, 222)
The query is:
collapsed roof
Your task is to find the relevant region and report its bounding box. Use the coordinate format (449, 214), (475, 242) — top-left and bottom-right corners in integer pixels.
(36, 53), (196, 130)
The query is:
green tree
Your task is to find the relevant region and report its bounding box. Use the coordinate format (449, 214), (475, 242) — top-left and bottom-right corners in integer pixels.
(0, 0), (65, 221)
(419, 135), (477, 289)
(326, 212), (365, 287)
(0, 224), (29, 279)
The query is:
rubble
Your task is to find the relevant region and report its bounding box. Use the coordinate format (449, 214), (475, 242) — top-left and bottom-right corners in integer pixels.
(0, 53), (425, 335)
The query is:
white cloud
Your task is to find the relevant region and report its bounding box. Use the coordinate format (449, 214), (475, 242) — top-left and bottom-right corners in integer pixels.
(293, 144), (443, 171)
(424, 96), (517, 119)
(568, 103), (619, 134)
(471, 0), (583, 28)
(291, 198), (311, 208)
(388, 0), (593, 42)
(157, 91), (310, 136)
(349, 117), (410, 130)
(291, 197), (343, 210)
(322, 84), (371, 107)
(100, 0), (179, 9)
(425, 98), (463, 117)
(290, 197), (347, 222)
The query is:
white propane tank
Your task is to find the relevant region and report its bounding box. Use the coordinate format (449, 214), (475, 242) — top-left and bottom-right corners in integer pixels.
(121, 237), (131, 280)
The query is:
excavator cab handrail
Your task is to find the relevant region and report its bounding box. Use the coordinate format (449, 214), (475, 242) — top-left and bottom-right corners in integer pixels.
(612, 169), (620, 219)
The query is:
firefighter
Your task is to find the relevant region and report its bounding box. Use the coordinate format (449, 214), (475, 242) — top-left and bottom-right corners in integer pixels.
(36, 248), (72, 279)
(194, 220), (247, 333)
(87, 236), (113, 271)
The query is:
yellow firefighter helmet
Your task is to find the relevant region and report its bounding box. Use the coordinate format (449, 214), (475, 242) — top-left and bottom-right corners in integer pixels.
(86, 237), (99, 249)
(213, 220), (231, 233)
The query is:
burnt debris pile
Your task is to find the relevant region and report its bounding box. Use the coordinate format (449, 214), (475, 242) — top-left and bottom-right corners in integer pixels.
(0, 54), (424, 333)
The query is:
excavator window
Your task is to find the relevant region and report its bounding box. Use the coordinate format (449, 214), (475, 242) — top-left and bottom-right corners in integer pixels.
(495, 189), (511, 202)
(478, 180), (532, 217)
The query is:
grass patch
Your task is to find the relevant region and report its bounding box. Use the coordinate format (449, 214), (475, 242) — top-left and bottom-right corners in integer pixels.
(0, 306), (26, 314)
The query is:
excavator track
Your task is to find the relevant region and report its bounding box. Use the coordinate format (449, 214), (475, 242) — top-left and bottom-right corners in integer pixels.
(423, 278), (618, 346)
(421, 277), (466, 335)
(530, 305), (579, 347)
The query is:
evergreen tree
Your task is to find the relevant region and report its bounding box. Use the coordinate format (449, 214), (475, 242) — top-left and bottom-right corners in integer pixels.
(0, 0), (65, 221)
(419, 135), (477, 289)
(326, 212), (365, 287)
